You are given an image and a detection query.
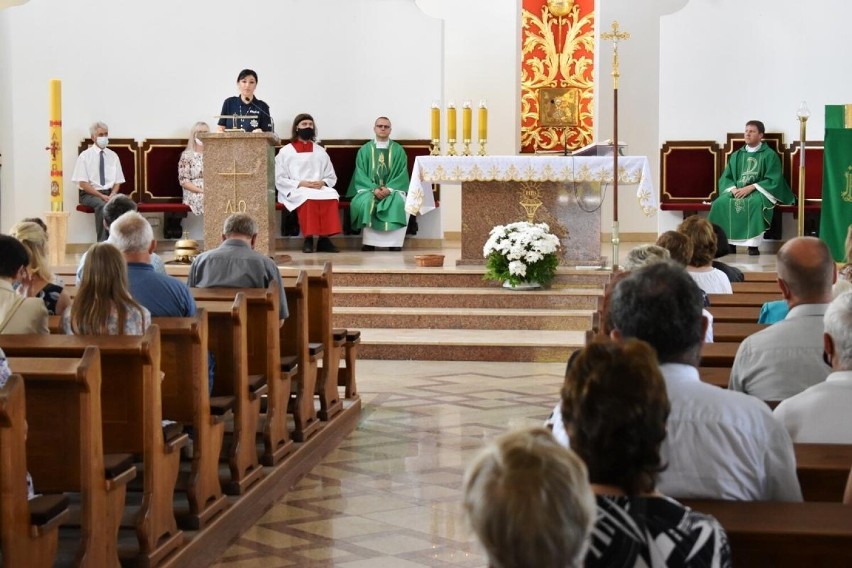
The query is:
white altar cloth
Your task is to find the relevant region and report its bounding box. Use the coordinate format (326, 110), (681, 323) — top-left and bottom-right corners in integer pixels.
(405, 155), (657, 217)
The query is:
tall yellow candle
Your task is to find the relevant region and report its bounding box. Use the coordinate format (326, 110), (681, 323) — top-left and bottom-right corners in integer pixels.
(478, 99), (488, 140)
(48, 79), (63, 212)
(431, 102), (440, 140)
(462, 101), (472, 141)
(447, 102), (457, 140)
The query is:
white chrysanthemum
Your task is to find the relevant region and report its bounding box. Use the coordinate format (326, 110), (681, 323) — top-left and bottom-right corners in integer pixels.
(508, 260), (527, 277)
(525, 250), (543, 263)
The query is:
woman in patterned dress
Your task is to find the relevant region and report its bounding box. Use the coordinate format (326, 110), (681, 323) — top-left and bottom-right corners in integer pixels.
(9, 221), (70, 316)
(561, 340), (732, 567)
(62, 243), (150, 335)
(178, 121), (209, 215)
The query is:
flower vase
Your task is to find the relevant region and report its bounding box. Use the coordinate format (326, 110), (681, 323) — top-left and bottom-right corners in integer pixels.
(503, 280), (541, 290)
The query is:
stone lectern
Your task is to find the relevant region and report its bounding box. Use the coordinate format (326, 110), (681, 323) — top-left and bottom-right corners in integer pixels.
(200, 132), (277, 256)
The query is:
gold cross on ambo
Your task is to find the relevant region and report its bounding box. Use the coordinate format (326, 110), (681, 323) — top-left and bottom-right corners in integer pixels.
(218, 158), (253, 213)
(601, 21), (630, 89)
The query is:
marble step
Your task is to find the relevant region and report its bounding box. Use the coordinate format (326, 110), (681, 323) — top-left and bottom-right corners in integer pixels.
(353, 328), (584, 362)
(333, 268), (611, 289)
(333, 306), (595, 331)
(334, 286), (601, 310)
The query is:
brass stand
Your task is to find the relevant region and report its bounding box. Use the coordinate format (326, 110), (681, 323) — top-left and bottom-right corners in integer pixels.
(796, 103), (810, 237)
(430, 138), (441, 156)
(447, 138), (458, 156)
(477, 138), (488, 156)
(462, 139), (472, 156)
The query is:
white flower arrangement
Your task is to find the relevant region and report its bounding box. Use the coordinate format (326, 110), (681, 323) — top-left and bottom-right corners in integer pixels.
(483, 221), (561, 287)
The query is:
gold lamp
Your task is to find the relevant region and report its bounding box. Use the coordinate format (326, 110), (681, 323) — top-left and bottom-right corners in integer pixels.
(547, 0), (572, 17)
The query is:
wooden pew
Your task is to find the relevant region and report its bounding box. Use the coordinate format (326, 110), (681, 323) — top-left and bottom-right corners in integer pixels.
(699, 342), (739, 367)
(190, 284), (295, 466)
(698, 366), (730, 388)
(712, 322), (767, 343)
(338, 330), (360, 399)
(683, 499), (852, 566)
(732, 281), (780, 294)
(281, 272), (321, 442)
(0, 328), (187, 566)
(10, 349), (136, 567)
(0, 375), (69, 568)
(707, 292), (780, 307)
(194, 294), (265, 495)
(795, 443), (852, 503)
(155, 309), (230, 529)
(743, 271), (777, 282)
(307, 262), (344, 421)
(707, 306), (761, 323)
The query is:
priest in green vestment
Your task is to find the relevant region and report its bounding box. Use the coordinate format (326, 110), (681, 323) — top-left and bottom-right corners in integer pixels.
(346, 117), (410, 251)
(708, 120), (794, 256)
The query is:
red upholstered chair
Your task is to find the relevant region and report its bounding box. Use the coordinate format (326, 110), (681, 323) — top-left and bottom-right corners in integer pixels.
(659, 140), (721, 215)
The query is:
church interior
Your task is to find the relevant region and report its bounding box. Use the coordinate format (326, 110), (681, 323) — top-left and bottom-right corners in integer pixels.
(2, 0), (852, 566)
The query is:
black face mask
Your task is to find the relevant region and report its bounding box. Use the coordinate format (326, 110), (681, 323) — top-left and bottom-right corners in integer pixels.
(296, 127), (315, 140)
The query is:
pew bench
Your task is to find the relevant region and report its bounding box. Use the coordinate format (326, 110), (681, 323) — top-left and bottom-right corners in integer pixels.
(707, 292), (781, 308)
(731, 281), (780, 294)
(683, 499), (852, 566)
(307, 262), (344, 421)
(10, 350), (136, 567)
(0, 375), (70, 568)
(707, 306), (761, 323)
(698, 366), (730, 388)
(795, 443), (852, 503)
(699, 342), (739, 367)
(155, 309), (231, 529)
(0, 328), (187, 567)
(712, 322), (767, 343)
(190, 284), (295, 466)
(194, 295), (265, 495)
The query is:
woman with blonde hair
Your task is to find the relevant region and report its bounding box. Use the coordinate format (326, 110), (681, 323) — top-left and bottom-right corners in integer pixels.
(678, 216), (733, 294)
(61, 242), (150, 335)
(9, 220), (70, 316)
(179, 121), (209, 215)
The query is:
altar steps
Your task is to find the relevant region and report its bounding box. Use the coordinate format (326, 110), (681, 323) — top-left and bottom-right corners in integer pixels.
(331, 268), (606, 362)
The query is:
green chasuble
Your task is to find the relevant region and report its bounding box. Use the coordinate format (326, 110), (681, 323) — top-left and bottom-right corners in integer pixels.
(821, 105), (852, 262)
(707, 143), (794, 242)
(346, 140), (410, 232)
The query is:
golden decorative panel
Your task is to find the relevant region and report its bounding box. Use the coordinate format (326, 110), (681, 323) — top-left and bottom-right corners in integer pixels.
(521, 0), (595, 153)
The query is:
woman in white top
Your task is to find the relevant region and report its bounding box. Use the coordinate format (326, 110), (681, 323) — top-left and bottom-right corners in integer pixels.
(679, 216), (733, 295)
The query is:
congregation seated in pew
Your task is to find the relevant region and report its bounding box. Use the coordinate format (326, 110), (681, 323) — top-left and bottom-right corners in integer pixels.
(0, 235), (49, 335)
(9, 221), (71, 317)
(678, 215), (732, 295)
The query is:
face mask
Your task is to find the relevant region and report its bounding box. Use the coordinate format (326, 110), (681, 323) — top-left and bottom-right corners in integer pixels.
(96, 136), (109, 149)
(296, 127), (315, 140)
(195, 137), (204, 147)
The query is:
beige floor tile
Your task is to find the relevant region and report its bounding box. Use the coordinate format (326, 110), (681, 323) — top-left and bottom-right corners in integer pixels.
(290, 515), (398, 539)
(352, 533), (439, 555)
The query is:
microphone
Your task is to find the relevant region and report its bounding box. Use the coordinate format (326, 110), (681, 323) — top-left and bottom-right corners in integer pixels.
(249, 101), (275, 134)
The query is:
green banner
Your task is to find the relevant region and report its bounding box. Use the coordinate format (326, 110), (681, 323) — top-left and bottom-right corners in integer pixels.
(821, 105), (852, 262)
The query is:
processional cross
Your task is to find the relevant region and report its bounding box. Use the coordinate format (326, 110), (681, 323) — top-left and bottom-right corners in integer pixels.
(218, 158), (252, 213)
(600, 20), (630, 270)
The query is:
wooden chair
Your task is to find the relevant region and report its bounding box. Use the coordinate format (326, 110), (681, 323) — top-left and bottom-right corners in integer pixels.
(308, 262), (344, 421)
(0, 328), (187, 566)
(190, 284), (295, 466)
(281, 272), (321, 442)
(155, 309), (230, 529)
(0, 375), (69, 568)
(194, 294), (265, 495)
(10, 349), (136, 567)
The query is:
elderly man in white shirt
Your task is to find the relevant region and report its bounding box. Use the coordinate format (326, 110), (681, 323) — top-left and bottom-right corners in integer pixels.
(72, 121), (126, 242)
(774, 291), (852, 442)
(607, 262), (801, 501)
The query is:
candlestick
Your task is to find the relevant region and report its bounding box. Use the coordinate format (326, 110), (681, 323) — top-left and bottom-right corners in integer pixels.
(478, 99), (488, 140)
(48, 79), (63, 212)
(462, 101), (472, 140)
(430, 101), (441, 155)
(447, 101), (457, 156)
(796, 100), (810, 237)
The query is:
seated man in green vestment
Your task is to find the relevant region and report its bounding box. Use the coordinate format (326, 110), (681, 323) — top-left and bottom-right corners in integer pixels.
(707, 120), (794, 256)
(346, 117), (410, 251)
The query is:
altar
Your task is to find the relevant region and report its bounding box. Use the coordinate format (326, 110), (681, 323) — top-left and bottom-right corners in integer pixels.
(405, 155), (657, 265)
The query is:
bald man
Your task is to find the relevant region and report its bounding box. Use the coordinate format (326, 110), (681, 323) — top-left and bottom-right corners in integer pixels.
(729, 237), (836, 400)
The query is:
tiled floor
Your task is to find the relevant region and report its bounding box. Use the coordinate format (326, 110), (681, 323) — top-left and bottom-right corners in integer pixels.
(211, 360), (566, 567)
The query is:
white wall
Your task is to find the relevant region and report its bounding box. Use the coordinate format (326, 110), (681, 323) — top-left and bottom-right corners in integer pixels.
(0, 0), (442, 242)
(658, 0), (852, 232)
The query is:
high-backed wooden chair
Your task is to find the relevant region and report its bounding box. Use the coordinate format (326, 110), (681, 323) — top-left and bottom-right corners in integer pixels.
(10, 348), (136, 567)
(0, 375), (69, 568)
(156, 309), (230, 529)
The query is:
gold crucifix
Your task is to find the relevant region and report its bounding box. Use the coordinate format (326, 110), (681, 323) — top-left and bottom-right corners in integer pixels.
(601, 21), (630, 89)
(218, 158), (253, 213)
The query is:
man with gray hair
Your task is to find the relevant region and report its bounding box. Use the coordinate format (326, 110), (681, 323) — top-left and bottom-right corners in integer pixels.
(72, 121), (125, 241)
(110, 211), (195, 317)
(75, 194), (166, 284)
(729, 236), (836, 400)
(188, 213), (287, 323)
(774, 291), (852, 442)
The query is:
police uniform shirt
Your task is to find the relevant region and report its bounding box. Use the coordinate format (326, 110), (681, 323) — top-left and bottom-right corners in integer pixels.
(217, 96), (273, 132)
